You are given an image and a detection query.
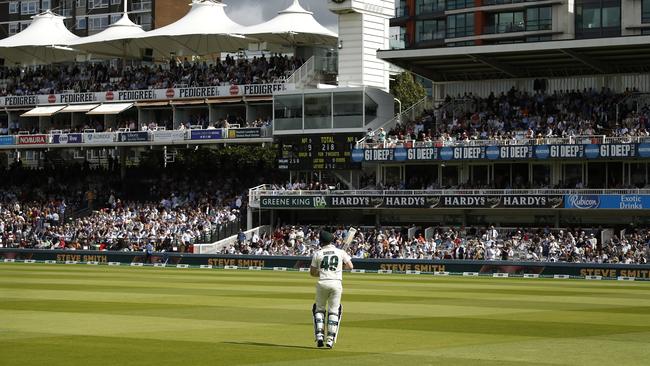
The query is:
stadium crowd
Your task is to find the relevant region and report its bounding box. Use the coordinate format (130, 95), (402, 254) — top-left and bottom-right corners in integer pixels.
(0, 54), (302, 95)
(223, 225), (649, 264)
(365, 87), (650, 147)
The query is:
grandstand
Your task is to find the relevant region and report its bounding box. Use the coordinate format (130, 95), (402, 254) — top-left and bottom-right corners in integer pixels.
(0, 0), (648, 270)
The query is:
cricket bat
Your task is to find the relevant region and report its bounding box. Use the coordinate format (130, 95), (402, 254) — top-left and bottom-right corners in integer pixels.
(342, 227), (357, 251)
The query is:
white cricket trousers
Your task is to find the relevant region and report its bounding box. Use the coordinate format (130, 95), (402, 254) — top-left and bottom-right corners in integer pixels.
(315, 280), (342, 314)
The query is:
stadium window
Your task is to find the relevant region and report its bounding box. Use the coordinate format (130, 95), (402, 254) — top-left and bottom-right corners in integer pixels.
(304, 93), (332, 130)
(42, 0), (51, 10)
(88, 0), (109, 9)
(8, 22), (19, 35)
(416, 0), (444, 14)
(575, 0), (621, 38)
(333, 91), (363, 128)
(447, 13), (474, 38)
(364, 93), (378, 126)
(526, 7), (552, 31)
(274, 94), (303, 130)
(21, 22), (30, 30)
(9, 1), (18, 14)
(88, 15), (109, 31)
(76, 0), (86, 7)
(643, 0), (650, 23)
(415, 19), (446, 42)
(485, 11), (524, 34)
(110, 13), (121, 24)
(111, 0), (121, 4)
(77, 17), (87, 29)
(21, 0), (39, 15)
(447, 0), (474, 10)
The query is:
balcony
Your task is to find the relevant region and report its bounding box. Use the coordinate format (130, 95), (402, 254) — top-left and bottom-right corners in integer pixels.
(391, 4), (409, 26)
(483, 22), (525, 34)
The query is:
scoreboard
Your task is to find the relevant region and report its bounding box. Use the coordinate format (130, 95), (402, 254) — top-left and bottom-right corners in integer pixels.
(277, 134), (361, 170)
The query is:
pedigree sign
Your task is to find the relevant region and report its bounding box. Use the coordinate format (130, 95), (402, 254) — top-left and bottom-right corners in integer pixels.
(0, 83), (295, 107)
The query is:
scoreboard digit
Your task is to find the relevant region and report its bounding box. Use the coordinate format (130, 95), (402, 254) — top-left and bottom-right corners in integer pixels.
(277, 134), (361, 170)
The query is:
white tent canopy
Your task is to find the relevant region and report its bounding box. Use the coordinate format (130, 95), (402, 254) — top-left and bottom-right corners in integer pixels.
(128, 0), (251, 59)
(68, 13), (145, 59)
(0, 10), (80, 65)
(244, 0), (337, 48)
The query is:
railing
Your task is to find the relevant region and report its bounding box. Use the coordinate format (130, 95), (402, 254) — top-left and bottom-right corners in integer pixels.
(356, 96), (431, 146)
(285, 56), (315, 87)
(483, 22), (525, 35)
(356, 135), (650, 149)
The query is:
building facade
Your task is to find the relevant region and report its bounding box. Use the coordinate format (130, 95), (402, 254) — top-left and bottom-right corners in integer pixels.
(0, 0), (185, 39)
(391, 0), (650, 49)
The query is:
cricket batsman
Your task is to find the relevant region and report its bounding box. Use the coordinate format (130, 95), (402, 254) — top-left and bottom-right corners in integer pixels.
(310, 230), (354, 348)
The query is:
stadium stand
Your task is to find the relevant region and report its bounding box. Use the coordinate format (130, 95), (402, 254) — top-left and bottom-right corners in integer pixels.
(220, 225), (649, 264)
(360, 88), (650, 148)
(0, 54), (302, 96)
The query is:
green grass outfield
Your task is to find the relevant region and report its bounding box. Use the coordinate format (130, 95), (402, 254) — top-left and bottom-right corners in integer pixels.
(1, 263), (650, 366)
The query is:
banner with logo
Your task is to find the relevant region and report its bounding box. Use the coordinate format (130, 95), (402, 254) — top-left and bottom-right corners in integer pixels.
(260, 195), (564, 209)
(189, 129), (222, 140)
(0, 136), (14, 145)
(151, 130), (187, 142)
(118, 132), (149, 142)
(83, 132), (115, 144)
(564, 194), (650, 209)
(0, 83), (296, 107)
(51, 133), (83, 144)
(17, 135), (47, 145)
(227, 128), (262, 139)
(355, 143), (644, 162)
(3, 249), (649, 278)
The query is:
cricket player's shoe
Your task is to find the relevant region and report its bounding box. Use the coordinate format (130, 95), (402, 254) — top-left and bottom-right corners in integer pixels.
(326, 337), (334, 348)
(312, 304), (325, 347)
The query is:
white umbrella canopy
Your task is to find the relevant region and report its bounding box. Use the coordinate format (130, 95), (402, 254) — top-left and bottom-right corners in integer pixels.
(244, 0), (338, 48)
(67, 13), (146, 59)
(129, 0), (251, 59)
(0, 10), (80, 65)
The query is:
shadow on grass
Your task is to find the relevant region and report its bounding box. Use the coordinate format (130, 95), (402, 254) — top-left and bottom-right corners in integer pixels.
(222, 341), (317, 350)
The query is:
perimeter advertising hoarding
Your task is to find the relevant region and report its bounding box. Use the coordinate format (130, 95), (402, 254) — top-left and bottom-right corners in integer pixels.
(0, 136), (14, 145)
(2, 249), (649, 278)
(564, 194), (650, 209)
(259, 195), (564, 209)
(356, 144), (643, 162)
(117, 132), (149, 142)
(151, 130), (187, 142)
(51, 134), (83, 144)
(17, 135), (47, 145)
(189, 129), (223, 140)
(227, 128), (262, 139)
(83, 132), (115, 144)
(0, 83), (296, 107)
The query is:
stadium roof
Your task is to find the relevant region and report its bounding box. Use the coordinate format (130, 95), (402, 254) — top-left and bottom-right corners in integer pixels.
(68, 13), (145, 59)
(0, 10), (79, 65)
(128, 0), (250, 58)
(244, 0), (337, 48)
(377, 36), (650, 82)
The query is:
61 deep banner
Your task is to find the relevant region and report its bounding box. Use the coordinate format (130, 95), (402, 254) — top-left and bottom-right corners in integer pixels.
(357, 143), (642, 162)
(260, 195), (564, 209)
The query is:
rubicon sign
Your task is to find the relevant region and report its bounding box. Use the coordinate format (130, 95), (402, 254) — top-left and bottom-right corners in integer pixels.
(166, 88), (175, 98)
(47, 94), (56, 103)
(105, 91), (114, 101)
(229, 84), (239, 95)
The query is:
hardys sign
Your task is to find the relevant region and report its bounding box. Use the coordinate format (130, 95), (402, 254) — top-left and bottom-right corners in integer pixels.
(260, 195), (564, 209)
(0, 83), (295, 107)
(354, 143), (644, 162)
